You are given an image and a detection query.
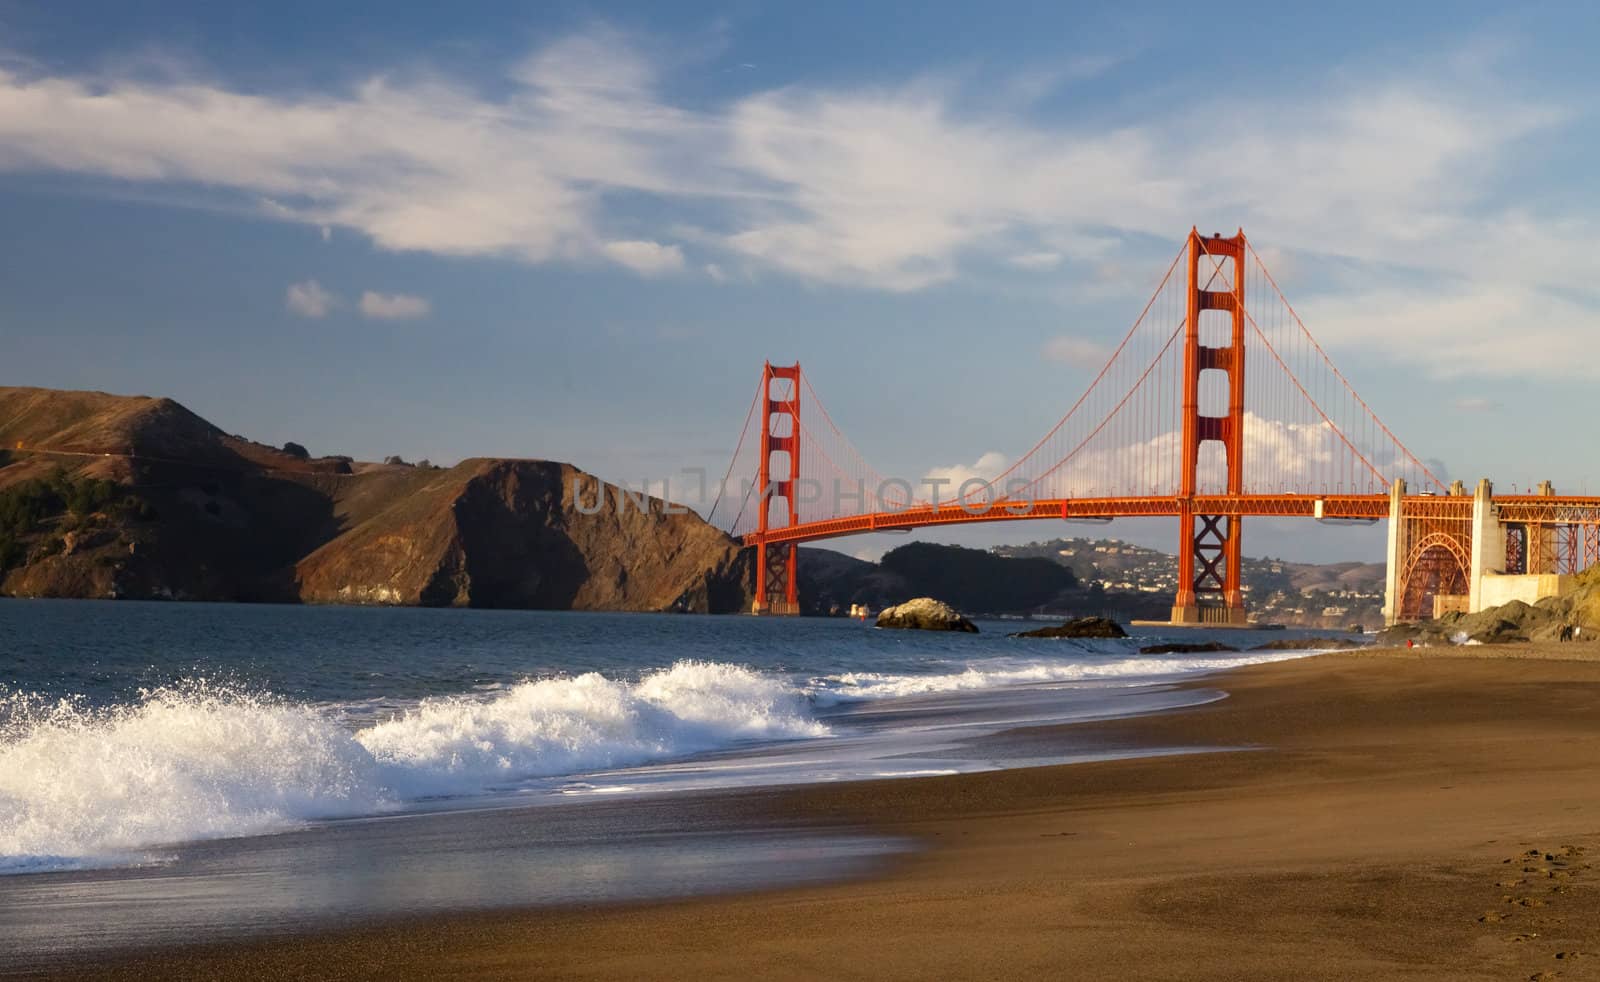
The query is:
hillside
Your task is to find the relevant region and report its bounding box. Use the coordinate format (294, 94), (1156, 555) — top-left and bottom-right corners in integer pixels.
(794, 542), (1079, 616)
(995, 537), (1385, 628)
(0, 387), (751, 611)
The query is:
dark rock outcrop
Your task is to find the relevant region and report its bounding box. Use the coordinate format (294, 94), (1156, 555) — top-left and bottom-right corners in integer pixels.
(1010, 616), (1128, 639)
(875, 597), (978, 633)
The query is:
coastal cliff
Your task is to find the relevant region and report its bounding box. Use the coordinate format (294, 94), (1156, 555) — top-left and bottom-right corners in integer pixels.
(294, 459), (751, 611)
(0, 387), (752, 611)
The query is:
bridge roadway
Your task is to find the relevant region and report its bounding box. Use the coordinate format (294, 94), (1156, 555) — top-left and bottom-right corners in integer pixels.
(741, 494), (1600, 548)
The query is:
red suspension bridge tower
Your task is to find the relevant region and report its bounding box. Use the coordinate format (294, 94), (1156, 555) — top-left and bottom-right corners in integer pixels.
(1173, 229), (1248, 625)
(754, 361), (801, 614)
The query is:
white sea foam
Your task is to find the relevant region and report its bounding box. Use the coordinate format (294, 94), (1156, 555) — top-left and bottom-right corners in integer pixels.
(0, 649), (1330, 873)
(0, 662), (823, 873)
(808, 649), (1316, 705)
(0, 683), (384, 873)
(357, 661), (826, 798)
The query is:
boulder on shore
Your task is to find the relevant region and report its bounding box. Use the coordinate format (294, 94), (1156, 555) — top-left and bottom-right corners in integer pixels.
(875, 597), (978, 633)
(1139, 641), (1238, 654)
(1379, 597), (1572, 646)
(1010, 616), (1127, 639)
(1378, 566), (1600, 646)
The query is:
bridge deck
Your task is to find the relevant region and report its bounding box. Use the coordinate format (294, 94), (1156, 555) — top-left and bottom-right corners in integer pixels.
(741, 494), (1600, 547)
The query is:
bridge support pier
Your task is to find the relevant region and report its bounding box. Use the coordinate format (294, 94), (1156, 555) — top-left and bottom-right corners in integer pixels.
(1467, 478), (1503, 615)
(1383, 478), (1594, 625)
(753, 540), (798, 616)
(1172, 510), (1247, 625)
(1382, 479), (1405, 626)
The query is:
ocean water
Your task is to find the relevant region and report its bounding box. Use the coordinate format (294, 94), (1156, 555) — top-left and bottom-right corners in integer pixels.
(0, 600), (1349, 960)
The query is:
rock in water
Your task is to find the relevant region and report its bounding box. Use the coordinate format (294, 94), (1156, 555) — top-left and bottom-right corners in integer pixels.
(1009, 616), (1127, 639)
(875, 597), (978, 633)
(1138, 641), (1238, 654)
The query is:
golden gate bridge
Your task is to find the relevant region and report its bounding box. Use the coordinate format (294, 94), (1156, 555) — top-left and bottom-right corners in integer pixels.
(708, 229), (1600, 624)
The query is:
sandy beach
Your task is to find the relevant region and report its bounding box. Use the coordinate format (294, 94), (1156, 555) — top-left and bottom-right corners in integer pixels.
(21, 644), (1600, 982)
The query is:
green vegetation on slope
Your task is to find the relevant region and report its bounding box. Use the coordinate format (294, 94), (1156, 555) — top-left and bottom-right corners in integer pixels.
(0, 468), (153, 570)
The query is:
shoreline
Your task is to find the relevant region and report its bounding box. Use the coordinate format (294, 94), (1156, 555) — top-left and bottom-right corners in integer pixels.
(19, 643), (1600, 980)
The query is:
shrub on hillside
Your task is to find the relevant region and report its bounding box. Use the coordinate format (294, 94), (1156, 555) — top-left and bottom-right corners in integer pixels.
(0, 469), (151, 568)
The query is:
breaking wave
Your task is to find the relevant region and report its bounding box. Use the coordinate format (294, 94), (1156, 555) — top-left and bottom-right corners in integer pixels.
(0, 645), (1330, 873)
(0, 662), (823, 873)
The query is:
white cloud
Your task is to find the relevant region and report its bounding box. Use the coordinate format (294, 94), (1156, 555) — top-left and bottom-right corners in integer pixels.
(1296, 282), (1600, 378)
(359, 291), (430, 319)
(1041, 336), (1111, 366)
(285, 279), (336, 318)
(602, 239), (685, 276)
(704, 262), (727, 282)
(1008, 251), (1062, 270)
(1001, 55), (1127, 104)
(923, 451), (1010, 501)
(0, 32), (1592, 373)
(1011, 411), (1418, 501)
(1455, 397), (1499, 412)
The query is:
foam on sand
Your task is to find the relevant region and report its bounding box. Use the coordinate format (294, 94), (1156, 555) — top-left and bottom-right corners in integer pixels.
(809, 648), (1316, 704)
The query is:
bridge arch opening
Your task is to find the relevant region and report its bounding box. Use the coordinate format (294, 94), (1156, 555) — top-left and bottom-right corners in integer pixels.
(1399, 533), (1470, 621)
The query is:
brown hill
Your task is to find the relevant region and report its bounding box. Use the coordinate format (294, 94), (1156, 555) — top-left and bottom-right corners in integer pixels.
(0, 387), (752, 611)
(295, 459), (750, 611)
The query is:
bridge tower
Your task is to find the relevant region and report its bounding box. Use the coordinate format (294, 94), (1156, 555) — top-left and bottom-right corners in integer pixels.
(754, 361), (801, 614)
(1171, 229), (1249, 625)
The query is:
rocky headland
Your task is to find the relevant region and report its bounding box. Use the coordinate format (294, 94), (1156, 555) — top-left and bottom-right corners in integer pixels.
(0, 387), (752, 611)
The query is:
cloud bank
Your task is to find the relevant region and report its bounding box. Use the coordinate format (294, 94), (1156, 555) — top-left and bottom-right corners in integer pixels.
(0, 29), (1592, 373)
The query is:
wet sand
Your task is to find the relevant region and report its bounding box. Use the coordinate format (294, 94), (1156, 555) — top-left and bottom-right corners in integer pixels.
(21, 645), (1600, 981)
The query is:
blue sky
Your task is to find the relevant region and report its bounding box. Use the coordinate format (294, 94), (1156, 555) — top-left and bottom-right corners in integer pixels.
(4, 1), (1599, 563)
